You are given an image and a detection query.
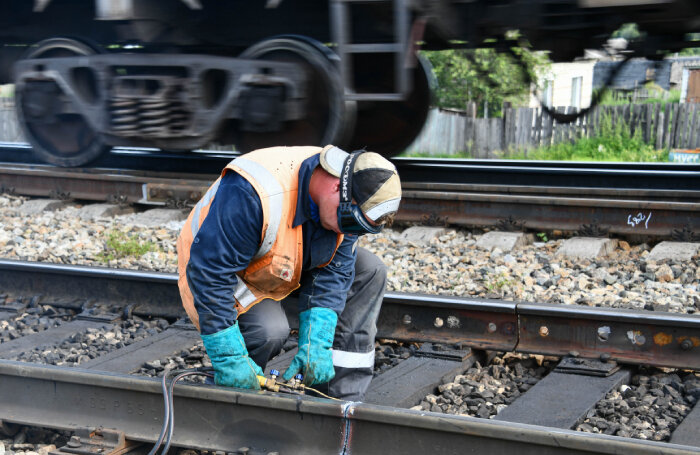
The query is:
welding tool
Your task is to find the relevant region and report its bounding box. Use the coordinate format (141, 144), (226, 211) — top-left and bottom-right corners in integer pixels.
(255, 370), (328, 396)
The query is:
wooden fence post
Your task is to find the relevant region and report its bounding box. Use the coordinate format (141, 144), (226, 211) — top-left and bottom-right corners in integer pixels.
(663, 103), (673, 148)
(533, 108), (543, 149)
(466, 102), (477, 119)
(690, 104), (699, 148)
(655, 109), (665, 150)
(501, 102), (512, 156)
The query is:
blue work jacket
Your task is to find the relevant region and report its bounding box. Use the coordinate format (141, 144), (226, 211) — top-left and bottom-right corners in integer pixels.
(186, 154), (358, 335)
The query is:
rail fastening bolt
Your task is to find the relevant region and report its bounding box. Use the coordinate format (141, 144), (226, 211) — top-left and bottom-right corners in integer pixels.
(402, 314), (412, 325)
(681, 339), (693, 351)
(67, 436), (81, 448)
(539, 326), (549, 337)
(434, 317), (444, 328)
(487, 322), (497, 333)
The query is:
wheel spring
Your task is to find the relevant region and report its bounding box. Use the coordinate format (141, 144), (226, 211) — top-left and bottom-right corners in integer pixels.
(110, 93), (189, 137)
(110, 98), (139, 134)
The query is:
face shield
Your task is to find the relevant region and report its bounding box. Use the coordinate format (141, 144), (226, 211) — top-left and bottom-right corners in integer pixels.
(337, 152), (383, 235)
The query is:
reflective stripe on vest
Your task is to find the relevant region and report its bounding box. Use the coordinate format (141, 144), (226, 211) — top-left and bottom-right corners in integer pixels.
(234, 278), (257, 308)
(190, 177), (222, 239)
(230, 157), (284, 260)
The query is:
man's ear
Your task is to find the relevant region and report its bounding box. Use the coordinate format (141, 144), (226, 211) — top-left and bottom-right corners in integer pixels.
(332, 179), (340, 193)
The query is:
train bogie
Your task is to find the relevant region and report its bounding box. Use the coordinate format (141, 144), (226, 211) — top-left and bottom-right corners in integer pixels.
(0, 0), (698, 166)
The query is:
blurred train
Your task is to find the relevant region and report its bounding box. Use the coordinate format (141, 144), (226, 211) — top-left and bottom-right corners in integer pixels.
(0, 0), (698, 166)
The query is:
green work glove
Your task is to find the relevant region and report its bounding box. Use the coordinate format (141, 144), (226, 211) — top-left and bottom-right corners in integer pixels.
(283, 307), (337, 386)
(201, 323), (263, 389)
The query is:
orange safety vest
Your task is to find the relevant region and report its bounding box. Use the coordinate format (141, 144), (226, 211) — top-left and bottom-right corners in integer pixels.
(177, 145), (344, 331)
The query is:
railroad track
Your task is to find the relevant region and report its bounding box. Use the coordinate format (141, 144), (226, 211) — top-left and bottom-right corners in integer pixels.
(0, 259), (699, 454)
(0, 144), (698, 239)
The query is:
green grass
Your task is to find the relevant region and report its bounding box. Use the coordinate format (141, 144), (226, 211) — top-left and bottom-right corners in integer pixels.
(98, 230), (158, 262)
(511, 114), (668, 162)
(484, 271), (515, 295)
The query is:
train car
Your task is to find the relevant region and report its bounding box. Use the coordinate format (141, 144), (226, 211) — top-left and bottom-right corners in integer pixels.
(0, 0), (698, 166)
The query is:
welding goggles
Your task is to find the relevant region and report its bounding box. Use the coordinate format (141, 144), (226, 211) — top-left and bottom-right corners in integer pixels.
(337, 152), (384, 235)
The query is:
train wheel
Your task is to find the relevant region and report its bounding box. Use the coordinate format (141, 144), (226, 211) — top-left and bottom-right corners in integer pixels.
(15, 38), (109, 167)
(234, 37), (355, 152)
(347, 54), (434, 158)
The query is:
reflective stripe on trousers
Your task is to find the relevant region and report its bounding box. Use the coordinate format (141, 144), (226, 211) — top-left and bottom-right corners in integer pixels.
(332, 349), (375, 369)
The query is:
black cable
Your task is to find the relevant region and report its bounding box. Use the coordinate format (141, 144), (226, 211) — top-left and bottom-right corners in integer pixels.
(162, 371), (211, 455)
(149, 368), (214, 455)
(147, 367), (173, 455)
(149, 368), (336, 454)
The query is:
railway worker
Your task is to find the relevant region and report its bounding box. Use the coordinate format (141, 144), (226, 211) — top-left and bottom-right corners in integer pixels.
(177, 145), (401, 401)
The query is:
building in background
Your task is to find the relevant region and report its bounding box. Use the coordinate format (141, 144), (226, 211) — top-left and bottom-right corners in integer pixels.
(592, 56), (700, 103)
(530, 61), (596, 109)
(676, 58), (700, 103)
(592, 58), (672, 101)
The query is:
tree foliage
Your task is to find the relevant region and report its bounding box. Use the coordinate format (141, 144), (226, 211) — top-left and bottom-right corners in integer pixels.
(679, 33), (700, 56)
(611, 23), (641, 41)
(422, 46), (550, 117)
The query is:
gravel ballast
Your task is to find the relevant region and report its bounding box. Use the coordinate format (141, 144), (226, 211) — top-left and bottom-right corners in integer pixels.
(0, 305), (72, 343)
(0, 195), (698, 314)
(411, 354), (556, 419)
(0, 427), (70, 455)
(2, 195), (700, 448)
(576, 369), (700, 441)
(413, 353), (700, 443)
(12, 317), (168, 366)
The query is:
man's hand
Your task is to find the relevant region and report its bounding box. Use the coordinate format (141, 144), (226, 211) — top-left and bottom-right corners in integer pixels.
(201, 323), (263, 389)
(283, 307), (337, 386)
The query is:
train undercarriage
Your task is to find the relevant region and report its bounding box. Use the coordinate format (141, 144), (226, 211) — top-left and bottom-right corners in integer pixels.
(1, 0), (699, 166)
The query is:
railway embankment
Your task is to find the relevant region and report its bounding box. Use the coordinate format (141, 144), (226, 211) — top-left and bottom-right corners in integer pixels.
(1, 194), (698, 315)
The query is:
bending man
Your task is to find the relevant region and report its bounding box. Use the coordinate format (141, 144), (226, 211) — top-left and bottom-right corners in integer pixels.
(177, 145), (401, 400)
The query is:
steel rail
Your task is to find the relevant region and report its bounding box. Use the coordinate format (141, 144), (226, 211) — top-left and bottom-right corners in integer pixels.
(399, 188), (700, 236)
(1, 161), (697, 237)
(0, 143), (240, 174)
(0, 360), (698, 455)
(404, 181), (698, 199)
(1, 259), (698, 370)
(0, 163), (215, 205)
(392, 157), (700, 190)
(1, 142), (698, 188)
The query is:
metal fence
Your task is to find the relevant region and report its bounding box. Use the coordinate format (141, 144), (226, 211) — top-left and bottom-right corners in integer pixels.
(407, 103), (700, 157)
